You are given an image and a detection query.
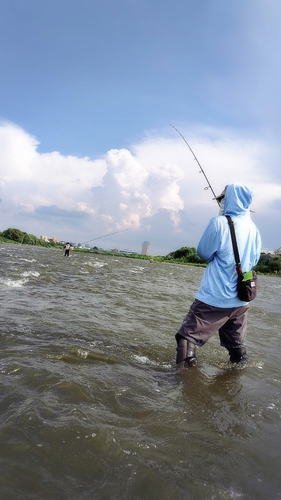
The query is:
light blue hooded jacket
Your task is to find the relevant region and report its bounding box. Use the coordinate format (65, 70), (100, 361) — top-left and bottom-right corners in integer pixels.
(195, 184), (262, 308)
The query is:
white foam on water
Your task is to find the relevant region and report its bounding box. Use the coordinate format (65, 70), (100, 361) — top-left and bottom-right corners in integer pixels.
(0, 277), (28, 287)
(76, 348), (89, 359)
(133, 355), (157, 366)
(129, 266), (145, 274)
(85, 261), (107, 268)
(21, 271), (40, 278)
(20, 258), (37, 263)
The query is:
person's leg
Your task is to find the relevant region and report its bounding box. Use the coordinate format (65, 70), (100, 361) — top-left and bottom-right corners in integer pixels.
(175, 335), (197, 367)
(218, 305), (249, 363)
(228, 347), (248, 363)
(175, 300), (229, 367)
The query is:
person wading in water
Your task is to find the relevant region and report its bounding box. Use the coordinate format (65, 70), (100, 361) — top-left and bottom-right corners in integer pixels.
(64, 242), (71, 257)
(175, 183), (262, 368)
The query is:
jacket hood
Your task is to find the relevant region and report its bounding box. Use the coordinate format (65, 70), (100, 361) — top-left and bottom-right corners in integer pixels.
(223, 184), (253, 217)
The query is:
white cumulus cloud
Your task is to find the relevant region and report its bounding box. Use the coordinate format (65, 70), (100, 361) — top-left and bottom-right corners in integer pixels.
(0, 120), (280, 253)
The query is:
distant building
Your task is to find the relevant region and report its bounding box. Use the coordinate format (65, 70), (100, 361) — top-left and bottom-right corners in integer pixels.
(141, 241), (150, 255)
(261, 248), (275, 254)
(41, 236), (60, 243)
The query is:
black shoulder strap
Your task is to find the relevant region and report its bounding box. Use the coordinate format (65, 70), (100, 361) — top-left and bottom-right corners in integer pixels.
(225, 215), (242, 274)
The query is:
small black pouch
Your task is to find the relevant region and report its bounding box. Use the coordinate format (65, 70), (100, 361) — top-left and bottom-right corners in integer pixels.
(237, 269), (257, 302)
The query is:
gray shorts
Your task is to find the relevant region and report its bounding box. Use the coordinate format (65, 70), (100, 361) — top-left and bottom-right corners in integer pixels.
(176, 299), (249, 349)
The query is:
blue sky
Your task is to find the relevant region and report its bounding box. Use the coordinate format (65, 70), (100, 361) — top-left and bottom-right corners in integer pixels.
(0, 0), (281, 255)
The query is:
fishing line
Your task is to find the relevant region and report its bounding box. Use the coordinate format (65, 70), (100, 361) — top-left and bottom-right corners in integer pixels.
(81, 227), (133, 245)
(170, 124), (220, 205)
(81, 225), (146, 246)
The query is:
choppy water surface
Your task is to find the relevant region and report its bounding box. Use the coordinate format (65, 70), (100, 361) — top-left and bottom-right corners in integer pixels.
(1, 244), (281, 500)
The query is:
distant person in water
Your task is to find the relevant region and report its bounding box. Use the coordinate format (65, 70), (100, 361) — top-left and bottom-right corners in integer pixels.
(175, 184), (261, 368)
(64, 242), (71, 257)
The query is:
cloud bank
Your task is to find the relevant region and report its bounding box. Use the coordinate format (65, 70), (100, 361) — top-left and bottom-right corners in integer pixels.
(0, 121), (280, 254)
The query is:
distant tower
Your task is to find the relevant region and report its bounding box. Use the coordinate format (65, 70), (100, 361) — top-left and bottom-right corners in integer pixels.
(141, 241), (150, 255)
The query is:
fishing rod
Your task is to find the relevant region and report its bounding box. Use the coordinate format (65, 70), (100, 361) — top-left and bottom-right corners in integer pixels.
(81, 227), (133, 246)
(169, 124), (220, 206)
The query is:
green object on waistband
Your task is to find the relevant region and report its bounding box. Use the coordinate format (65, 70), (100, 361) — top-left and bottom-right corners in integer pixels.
(243, 271), (253, 281)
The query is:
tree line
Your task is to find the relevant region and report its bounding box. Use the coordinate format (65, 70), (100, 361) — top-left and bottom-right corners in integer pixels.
(0, 228), (62, 248)
(1, 228), (280, 274)
(166, 246), (281, 274)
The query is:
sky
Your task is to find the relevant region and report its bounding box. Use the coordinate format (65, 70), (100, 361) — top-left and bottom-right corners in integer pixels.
(0, 0), (281, 255)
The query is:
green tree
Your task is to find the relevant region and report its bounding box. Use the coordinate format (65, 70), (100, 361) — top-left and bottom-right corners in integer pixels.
(1, 228), (24, 242)
(267, 258), (281, 273)
(167, 246), (206, 265)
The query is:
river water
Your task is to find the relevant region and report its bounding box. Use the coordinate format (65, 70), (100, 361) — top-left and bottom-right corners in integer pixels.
(0, 243), (280, 500)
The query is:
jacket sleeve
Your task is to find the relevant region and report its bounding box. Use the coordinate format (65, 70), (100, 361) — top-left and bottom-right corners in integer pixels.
(253, 229), (262, 266)
(197, 217), (221, 262)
